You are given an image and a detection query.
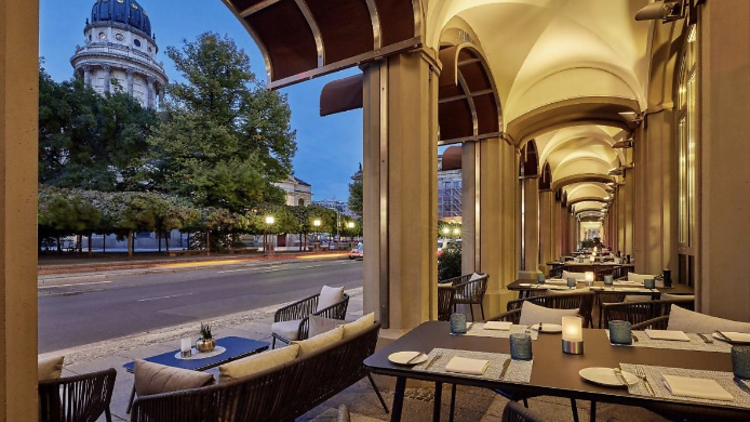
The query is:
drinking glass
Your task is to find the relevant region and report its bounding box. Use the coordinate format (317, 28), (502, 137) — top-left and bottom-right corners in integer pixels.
(732, 346), (750, 380)
(608, 320), (633, 345)
(604, 275), (614, 286)
(450, 314), (467, 334)
(567, 278), (577, 289)
(537, 273), (546, 284)
(644, 279), (656, 290)
(510, 333), (533, 360)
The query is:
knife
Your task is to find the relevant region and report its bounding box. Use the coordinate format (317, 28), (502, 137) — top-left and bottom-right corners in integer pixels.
(499, 359), (511, 380)
(406, 352), (425, 365)
(613, 368), (629, 386)
(424, 353), (442, 370)
(714, 330), (732, 343)
(698, 333), (714, 344)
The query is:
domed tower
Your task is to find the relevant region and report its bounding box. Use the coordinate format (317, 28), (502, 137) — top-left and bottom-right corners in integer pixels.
(71, 0), (168, 109)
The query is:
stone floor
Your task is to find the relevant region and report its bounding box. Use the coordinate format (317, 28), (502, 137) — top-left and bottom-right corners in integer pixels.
(42, 288), (667, 421)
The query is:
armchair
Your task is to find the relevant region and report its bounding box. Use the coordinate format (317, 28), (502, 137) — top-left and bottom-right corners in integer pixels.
(272, 292), (350, 348)
(39, 368), (117, 422)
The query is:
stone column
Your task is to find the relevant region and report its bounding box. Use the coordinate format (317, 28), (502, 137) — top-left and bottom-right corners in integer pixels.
(102, 65), (111, 93)
(539, 189), (554, 275)
(519, 175), (539, 279)
(126, 68), (135, 96)
(461, 142), (480, 274)
(147, 76), (156, 109)
(82, 65), (93, 88)
(560, 200), (569, 255)
(698, 0), (750, 320)
(553, 193), (563, 259)
(362, 48), (439, 332)
(623, 168), (635, 258)
(0, 0), (39, 419)
(479, 138), (519, 317)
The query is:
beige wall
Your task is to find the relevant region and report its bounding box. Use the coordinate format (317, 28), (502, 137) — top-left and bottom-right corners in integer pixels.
(0, 0), (40, 420)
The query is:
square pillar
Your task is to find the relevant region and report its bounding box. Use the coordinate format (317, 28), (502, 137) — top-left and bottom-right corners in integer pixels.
(0, 0), (40, 419)
(362, 48), (440, 332)
(461, 142), (480, 274)
(519, 176), (539, 279)
(539, 190), (555, 275)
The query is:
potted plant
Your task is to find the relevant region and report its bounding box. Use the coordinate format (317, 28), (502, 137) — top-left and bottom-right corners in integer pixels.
(195, 322), (216, 353)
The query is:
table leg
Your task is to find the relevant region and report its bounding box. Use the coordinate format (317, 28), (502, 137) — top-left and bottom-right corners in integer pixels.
(590, 400), (597, 422)
(391, 377), (406, 422)
(433, 382), (442, 422)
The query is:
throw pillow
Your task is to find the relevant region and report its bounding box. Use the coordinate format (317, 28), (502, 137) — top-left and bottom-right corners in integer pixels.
(317, 285), (345, 312)
(134, 359), (214, 396)
(38, 356), (64, 381)
(342, 312), (376, 339)
(628, 272), (656, 284)
(667, 305), (750, 333)
(469, 273), (484, 282)
(218, 344), (299, 383)
(309, 316), (346, 337)
(292, 326), (344, 358)
(518, 301), (579, 326)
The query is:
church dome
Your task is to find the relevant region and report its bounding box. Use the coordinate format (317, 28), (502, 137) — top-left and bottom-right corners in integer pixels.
(91, 0), (151, 37)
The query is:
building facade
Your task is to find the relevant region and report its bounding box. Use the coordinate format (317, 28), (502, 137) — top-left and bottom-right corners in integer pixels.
(313, 198), (354, 218)
(275, 175), (313, 206)
(437, 150), (462, 222)
(71, 0), (167, 109)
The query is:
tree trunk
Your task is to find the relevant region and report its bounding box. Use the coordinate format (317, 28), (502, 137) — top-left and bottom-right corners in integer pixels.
(165, 232), (170, 252)
(77, 234), (83, 254)
(158, 231), (162, 252)
(206, 231), (211, 256)
(57, 235), (62, 255)
(128, 231), (134, 259)
(187, 232), (191, 250)
(88, 233), (93, 257)
(102, 234), (106, 253)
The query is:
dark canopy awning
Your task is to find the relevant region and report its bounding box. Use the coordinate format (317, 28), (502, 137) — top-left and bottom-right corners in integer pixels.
(320, 74), (364, 117)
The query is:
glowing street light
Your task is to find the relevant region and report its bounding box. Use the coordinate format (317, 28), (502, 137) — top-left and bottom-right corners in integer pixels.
(347, 221), (355, 229)
(313, 219), (322, 227)
(442, 227), (450, 235)
(265, 216), (275, 225)
(453, 228), (460, 236)
(264, 216), (275, 253)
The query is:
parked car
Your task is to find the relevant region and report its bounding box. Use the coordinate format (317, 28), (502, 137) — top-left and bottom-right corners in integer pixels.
(349, 243), (364, 260)
(437, 239), (460, 257)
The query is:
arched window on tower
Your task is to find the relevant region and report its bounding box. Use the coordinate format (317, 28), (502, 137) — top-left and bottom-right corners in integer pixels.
(298, 198), (305, 207)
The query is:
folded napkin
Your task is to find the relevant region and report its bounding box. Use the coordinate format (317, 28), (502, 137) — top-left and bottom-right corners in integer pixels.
(484, 321), (512, 331)
(546, 279), (567, 285)
(444, 356), (489, 376)
(662, 374), (734, 401)
(717, 331), (750, 343)
(614, 280), (643, 287)
(645, 330), (691, 342)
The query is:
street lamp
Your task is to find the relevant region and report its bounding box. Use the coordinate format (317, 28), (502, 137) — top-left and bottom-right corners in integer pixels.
(264, 216), (275, 253)
(347, 221), (355, 229)
(313, 219), (322, 249)
(453, 227), (460, 237)
(442, 227), (450, 236)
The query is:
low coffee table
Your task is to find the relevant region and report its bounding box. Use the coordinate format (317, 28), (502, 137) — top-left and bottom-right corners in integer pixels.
(123, 336), (269, 412)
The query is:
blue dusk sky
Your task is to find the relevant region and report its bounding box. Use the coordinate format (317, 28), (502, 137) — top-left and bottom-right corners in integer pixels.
(39, 0), (362, 201)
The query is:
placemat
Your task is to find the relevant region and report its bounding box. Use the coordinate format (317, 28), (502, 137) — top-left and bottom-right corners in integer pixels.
(606, 331), (732, 353)
(620, 363), (750, 409)
(413, 348), (533, 383)
(174, 346), (227, 360)
(465, 323), (539, 340)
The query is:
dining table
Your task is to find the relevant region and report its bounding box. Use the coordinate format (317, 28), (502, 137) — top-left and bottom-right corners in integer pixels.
(507, 278), (694, 300)
(364, 321), (750, 422)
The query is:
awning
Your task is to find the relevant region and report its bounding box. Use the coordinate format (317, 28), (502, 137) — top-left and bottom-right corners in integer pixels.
(320, 74), (363, 117)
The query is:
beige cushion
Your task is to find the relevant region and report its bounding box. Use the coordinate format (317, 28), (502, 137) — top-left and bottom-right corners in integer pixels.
(218, 344), (299, 383)
(628, 272), (656, 283)
(134, 360), (214, 397)
(668, 305), (750, 333)
(38, 356), (64, 381)
(293, 326), (344, 358)
(318, 285), (345, 312)
(661, 293), (695, 302)
(519, 301), (579, 326)
(624, 295), (652, 303)
(549, 287), (590, 295)
(309, 316), (346, 337)
(342, 312), (375, 339)
(271, 319), (303, 341)
(562, 270), (586, 280)
(469, 273), (484, 282)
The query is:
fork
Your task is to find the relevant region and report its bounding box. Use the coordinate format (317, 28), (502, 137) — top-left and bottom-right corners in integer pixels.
(697, 333), (714, 344)
(424, 351), (443, 371)
(634, 367), (655, 396)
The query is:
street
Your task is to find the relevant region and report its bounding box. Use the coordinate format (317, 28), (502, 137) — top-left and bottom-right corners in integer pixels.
(38, 259), (363, 353)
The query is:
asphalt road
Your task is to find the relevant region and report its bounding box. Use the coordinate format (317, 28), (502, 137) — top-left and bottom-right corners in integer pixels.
(38, 259), (363, 353)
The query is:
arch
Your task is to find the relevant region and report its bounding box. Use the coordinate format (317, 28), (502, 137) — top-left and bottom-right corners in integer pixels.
(519, 140), (538, 177)
(552, 173), (616, 192)
(567, 197), (608, 207)
(298, 198), (306, 206)
(539, 162), (552, 191)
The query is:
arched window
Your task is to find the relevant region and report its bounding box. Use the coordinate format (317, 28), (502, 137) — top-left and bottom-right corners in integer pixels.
(298, 198), (305, 206)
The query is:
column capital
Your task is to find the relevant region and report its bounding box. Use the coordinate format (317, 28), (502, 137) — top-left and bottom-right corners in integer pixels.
(101, 64), (111, 72)
(126, 67), (136, 76)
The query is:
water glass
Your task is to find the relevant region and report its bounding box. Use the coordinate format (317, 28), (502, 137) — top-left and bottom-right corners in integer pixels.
(567, 277), (577, 289)
(450, 313), (467, 334)
(608, 320), (633, 345)
(604, 275), (614, 286)
(536, 273), (546, 284)
(509, 333), (533, 360)
(732, 346), (750, 380)
(644, 278), (656, 290)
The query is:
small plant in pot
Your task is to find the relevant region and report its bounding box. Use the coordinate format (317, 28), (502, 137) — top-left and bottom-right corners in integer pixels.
(195, 323), (216, 353)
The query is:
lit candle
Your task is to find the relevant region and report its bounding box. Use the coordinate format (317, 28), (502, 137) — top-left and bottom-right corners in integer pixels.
(562, 316), (583, 342)
(584, 272), (594, 285)
(181, 338), (192, 358)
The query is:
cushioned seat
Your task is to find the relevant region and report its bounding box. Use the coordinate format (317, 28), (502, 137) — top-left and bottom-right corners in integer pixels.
(667, 305), (750, 333)
(271, 319), (303, 341)
(563, 270), (586, 280)
(518, 301), (579, 325)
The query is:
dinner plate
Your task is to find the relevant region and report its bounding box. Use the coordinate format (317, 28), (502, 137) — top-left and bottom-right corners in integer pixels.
(388, 351), (428, 365)
(712, 332), (750, 345)
(579, 367), (638, 387)
(529, 323), (563, 333)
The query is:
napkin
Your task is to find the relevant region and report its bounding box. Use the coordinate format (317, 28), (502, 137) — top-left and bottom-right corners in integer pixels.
(645, 330), (691, 342)
(662, 374), (734, 401)
(717, 331), (750, 343)
(484, 321), (512, 331)
(546, 279), (567, 285)
(444, 356), (489, 376)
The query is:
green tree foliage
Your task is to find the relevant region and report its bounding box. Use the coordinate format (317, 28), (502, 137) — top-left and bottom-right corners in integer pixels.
(438, 244), (462, 282)
(149, 32), (296, 212)
(347, 165), (363, 219)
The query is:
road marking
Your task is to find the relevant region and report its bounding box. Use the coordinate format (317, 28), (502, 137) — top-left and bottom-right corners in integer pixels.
(38, 280), (111, 289)
(138, 292), (194, 302)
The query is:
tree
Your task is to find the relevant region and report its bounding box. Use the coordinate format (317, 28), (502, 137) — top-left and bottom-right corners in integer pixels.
(148, 32), (296, 212)
(347, 164), (363, 219)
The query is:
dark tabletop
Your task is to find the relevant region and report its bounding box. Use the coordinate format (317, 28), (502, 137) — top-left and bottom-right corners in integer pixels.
(123, 336), (269, 372)
(364, 322), (747, 419)
(507, 279), (695, 295)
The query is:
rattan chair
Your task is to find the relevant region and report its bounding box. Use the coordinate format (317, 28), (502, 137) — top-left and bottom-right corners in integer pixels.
(441, 273), (489, 321)
(39, 368), (117, 422)
(272, 292), (350, 348)
(601, 298), (694, 329)
(632, 315), (670, 330)
(505, 292), (595, 328)
(438, 285), (455, 321)
(501, 401), (547, 422)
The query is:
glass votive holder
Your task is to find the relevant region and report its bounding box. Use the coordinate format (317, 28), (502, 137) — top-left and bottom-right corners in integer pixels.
(567, 277), (577, 289)
(732, 346), (750, 380)
(604, 275), (614, 286)
(537, 273), (546, 284)
(608, 320), (633, 345)
(180, 338), (193, 358)
(644, 279), (656, 290)
(450, 313), (467, 334)
(510, 333), (533, 360)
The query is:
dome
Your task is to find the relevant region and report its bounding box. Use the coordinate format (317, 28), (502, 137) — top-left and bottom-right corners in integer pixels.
(91, 0), (152, 37)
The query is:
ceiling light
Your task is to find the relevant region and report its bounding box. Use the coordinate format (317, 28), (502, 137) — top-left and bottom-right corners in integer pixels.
(635, 1), (685, 23)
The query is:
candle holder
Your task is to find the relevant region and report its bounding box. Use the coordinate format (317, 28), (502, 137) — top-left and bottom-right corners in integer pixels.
(536, 273), (546, 284)
(584, 272), (594, 286)
(562, 316), (584, 355)
(181, 338), (193, 358)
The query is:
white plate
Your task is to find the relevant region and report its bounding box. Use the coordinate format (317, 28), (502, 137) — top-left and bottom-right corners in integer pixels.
(579, 367), (639, 387)
(519, 283), (532, 287)
(388, 351), (428, 365)
(529, 323), (563, 333)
